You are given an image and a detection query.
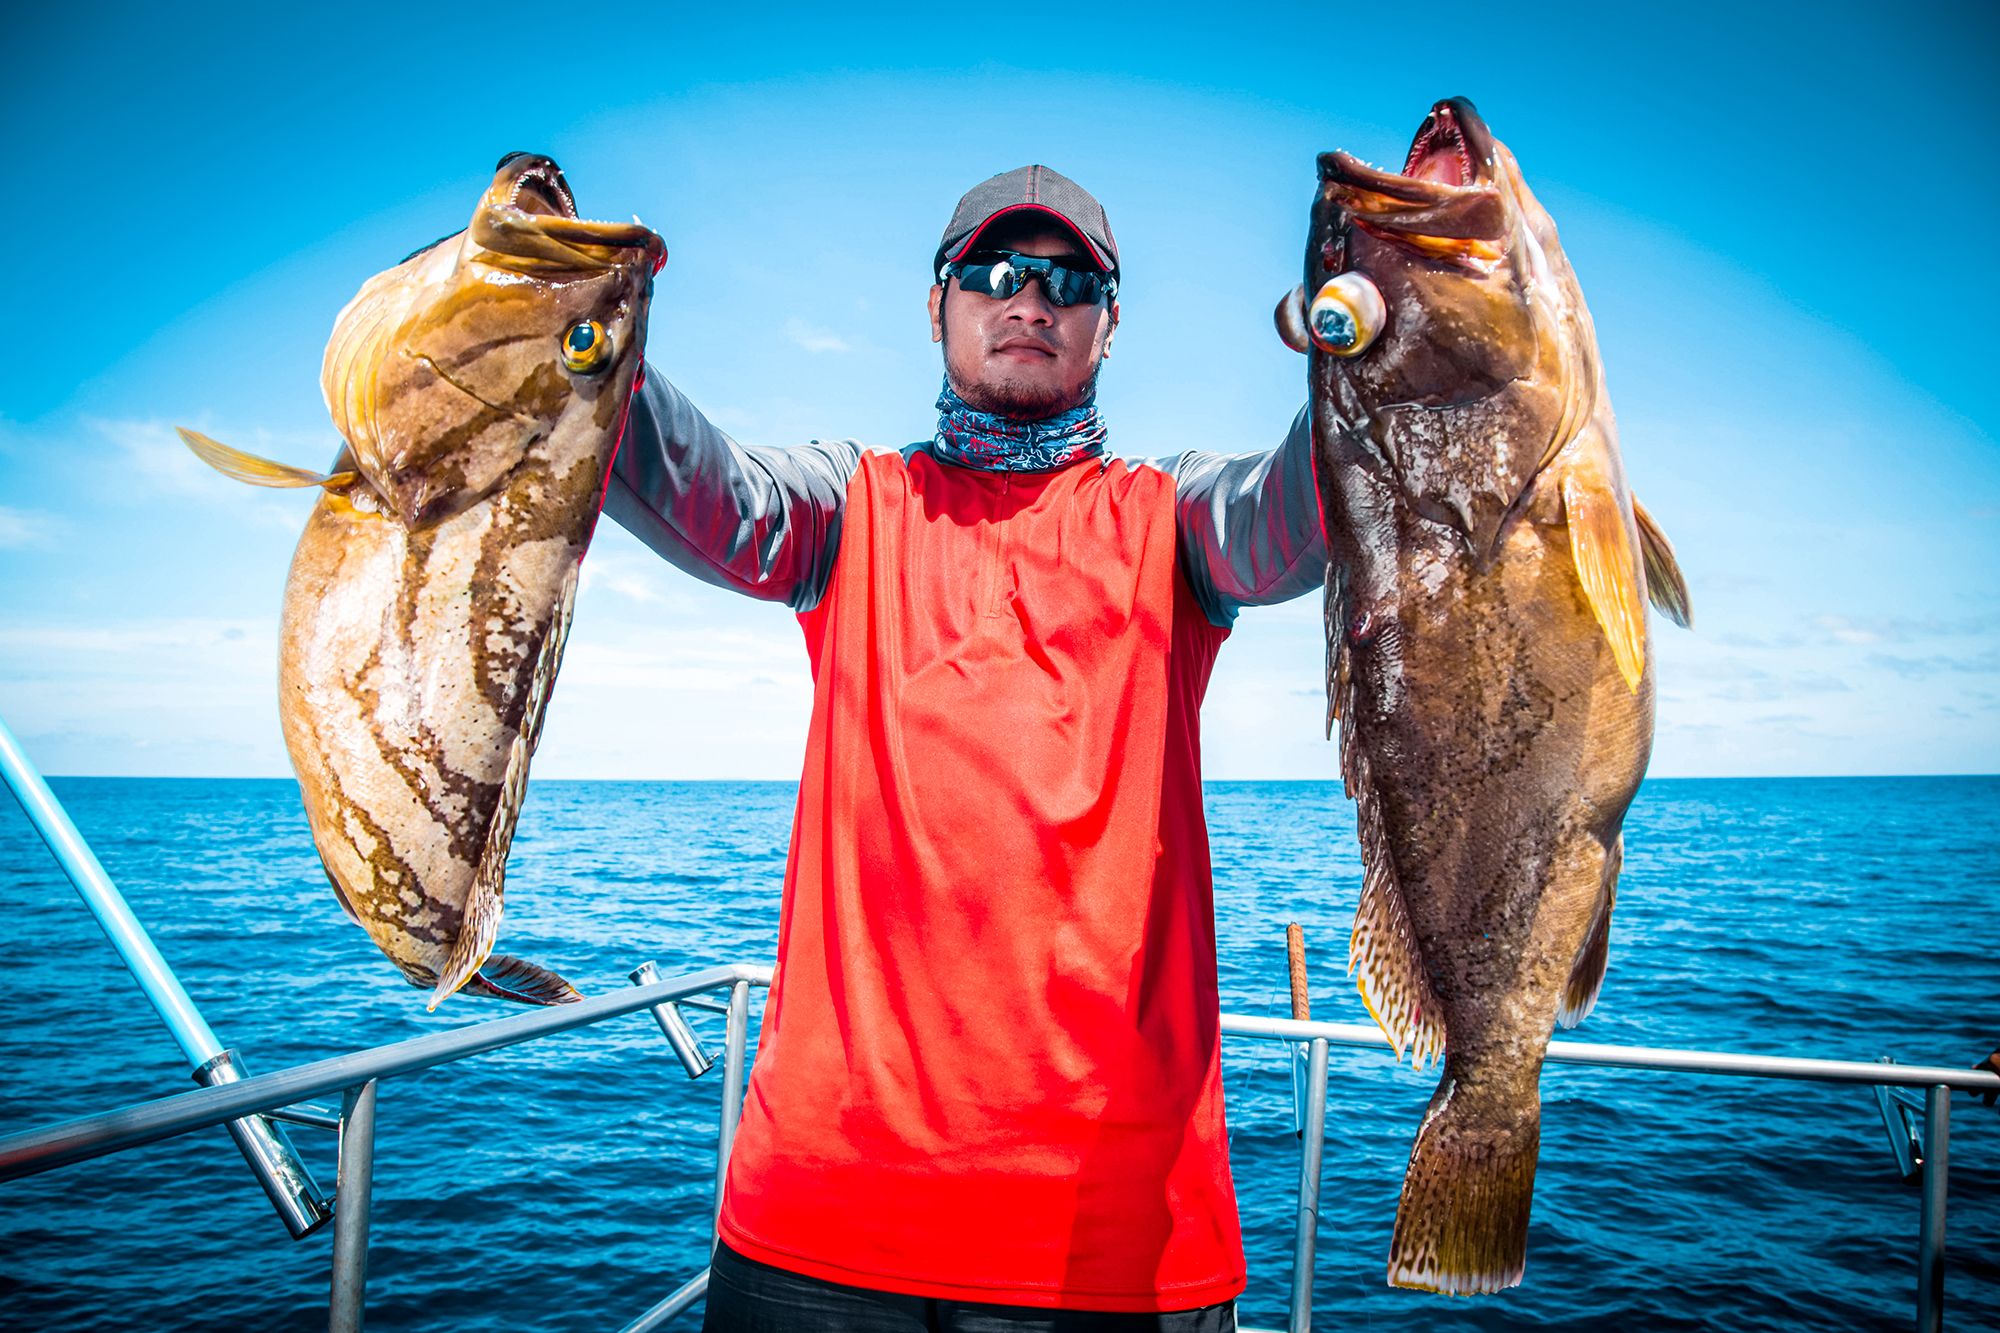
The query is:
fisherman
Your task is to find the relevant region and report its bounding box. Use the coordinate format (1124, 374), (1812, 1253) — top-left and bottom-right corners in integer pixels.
(606, 166), (1321, 1331)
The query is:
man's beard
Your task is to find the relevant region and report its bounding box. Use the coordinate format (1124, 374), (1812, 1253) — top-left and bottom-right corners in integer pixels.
(943, 329), (1100, 420)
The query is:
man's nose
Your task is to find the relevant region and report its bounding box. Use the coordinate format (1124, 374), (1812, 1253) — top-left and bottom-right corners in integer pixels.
(1002, 278), (1058, 323)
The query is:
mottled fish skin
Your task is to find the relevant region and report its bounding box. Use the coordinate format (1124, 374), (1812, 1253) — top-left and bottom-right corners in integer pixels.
(191, 155), (662, 1007)
(1299, 99), (1687, 1293)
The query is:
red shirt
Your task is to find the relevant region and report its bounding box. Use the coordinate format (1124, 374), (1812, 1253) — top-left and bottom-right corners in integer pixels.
(715, 448), (1244, 1311)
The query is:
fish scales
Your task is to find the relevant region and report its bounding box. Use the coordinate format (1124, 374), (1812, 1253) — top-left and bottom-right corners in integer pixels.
(1284, 99), (1689, 1293)
(181, 154), (664, 1007)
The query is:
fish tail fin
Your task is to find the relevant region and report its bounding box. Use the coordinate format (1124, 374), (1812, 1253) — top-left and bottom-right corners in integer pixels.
(176, 427), (357, 489)
(1387, 1072), (1540, 1294)
(1558, 836), (1621, 1028)
(1632, 497), (1692, 629)
(461, 954), (582, 1005)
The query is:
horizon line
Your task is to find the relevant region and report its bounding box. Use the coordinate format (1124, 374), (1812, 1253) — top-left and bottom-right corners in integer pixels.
(23, 772), (2000, 784)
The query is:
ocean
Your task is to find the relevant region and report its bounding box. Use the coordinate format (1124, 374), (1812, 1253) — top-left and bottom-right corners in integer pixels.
(1, 777), (1994, 1331)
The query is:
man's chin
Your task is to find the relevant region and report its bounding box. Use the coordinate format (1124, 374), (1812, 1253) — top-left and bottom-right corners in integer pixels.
(952, 373), (1091, 421)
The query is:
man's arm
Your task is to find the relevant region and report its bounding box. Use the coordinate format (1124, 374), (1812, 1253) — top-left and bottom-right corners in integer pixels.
(1165, 406), (1325, 627)
(603, 371), (862, 611)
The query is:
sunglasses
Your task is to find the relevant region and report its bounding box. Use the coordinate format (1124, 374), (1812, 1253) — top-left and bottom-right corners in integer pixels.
(941, 251), (1118, 307)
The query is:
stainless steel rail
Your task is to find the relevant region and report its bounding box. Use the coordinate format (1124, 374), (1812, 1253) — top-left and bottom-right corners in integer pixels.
(0, 962), (1992, 1333)
(1223, 1012), (1996, 1333)
(0, 963), (768, 1180)
(0, 711), (331, 1236)
(1218, 1012), (1999, 1090)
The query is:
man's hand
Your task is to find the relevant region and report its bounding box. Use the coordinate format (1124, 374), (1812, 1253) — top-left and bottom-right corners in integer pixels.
(1974, 1049), (2000, 1107)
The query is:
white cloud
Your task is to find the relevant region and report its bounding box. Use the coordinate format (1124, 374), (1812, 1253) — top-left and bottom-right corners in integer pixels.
(783, 317), (851, 355)
(578, 550), (700, 613)
(0, 505), (57, 549)
(88, 416), (316, 534)
(0, 617), (278, 676)
(1816, 614), (1882, 646)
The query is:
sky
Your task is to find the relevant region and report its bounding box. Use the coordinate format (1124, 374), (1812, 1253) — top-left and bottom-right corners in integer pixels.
(1, 1), (1996, 779)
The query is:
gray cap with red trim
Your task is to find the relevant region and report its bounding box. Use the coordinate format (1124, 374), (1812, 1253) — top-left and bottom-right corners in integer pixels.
(934, 164), (1119, 282)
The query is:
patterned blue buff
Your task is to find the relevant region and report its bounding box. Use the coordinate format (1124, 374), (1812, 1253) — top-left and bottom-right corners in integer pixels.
(932, 381), (1108, 473)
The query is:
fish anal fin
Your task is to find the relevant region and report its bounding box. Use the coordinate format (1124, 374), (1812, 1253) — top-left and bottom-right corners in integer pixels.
(177, 427), (356, 490)
(1558, 837), (1620, 1029)
(462, 954), (582, 1005)
(1561, 466), (1646, 692)
(426, 560), (581, 1010)
(1387, 1075), (1538, 1294)
(1632, 497), (1692, 629)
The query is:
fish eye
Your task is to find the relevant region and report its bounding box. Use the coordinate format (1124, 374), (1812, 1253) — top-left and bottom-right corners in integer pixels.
(560, 320), (611, 374)
(1307, 273), (1386, 358)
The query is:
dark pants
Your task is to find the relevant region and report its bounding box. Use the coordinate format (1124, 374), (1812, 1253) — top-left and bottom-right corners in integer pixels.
(703, 1242), (1237, 1333)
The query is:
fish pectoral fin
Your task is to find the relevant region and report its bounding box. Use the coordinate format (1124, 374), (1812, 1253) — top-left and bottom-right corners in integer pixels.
(176, 427), (357, 490)
(1561, 465), (1647, 692)
(462, 955), (582, 1005)
(1632, 497), (1692, 629)
(425, 559), (581, 1011)
(1558, 837), (1620, 1029)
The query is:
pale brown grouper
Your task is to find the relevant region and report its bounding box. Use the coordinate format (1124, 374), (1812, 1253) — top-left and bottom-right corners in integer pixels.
(180, 153), (663, 1007)
(1276, 98), (1690, 1292)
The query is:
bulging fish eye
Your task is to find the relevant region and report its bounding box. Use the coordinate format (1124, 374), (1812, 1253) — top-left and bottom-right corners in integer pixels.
(560, 320), (611, 374)
(1307, 273), (1386, 358)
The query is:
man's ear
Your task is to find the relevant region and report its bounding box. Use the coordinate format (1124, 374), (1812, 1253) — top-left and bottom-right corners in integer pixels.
(928, 284), (944, 343)
(1103, 299), (1120, 356)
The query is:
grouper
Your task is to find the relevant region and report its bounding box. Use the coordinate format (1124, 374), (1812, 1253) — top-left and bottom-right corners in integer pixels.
(1276, 99), (1691, 1292)
(181, 153), (663, 1007)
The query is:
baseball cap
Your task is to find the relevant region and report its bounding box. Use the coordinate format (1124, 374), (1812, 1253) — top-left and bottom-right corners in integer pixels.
(934, 165), (1119, 282)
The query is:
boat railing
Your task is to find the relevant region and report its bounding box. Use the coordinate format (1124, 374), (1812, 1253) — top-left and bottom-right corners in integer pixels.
(1, 958), (1994, 1333)
(3, 716), (1994, 1331)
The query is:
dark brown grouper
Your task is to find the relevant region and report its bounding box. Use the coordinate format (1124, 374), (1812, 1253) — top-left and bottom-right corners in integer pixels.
(179, 153), (664, 1008)
(1275, 99), (1691, 1292)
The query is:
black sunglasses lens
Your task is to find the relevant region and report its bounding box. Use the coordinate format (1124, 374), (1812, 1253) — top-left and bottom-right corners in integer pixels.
(1049, 269), (1096, 306)
(956, 261), (1019, 299)
(951, 254), (1107, 306)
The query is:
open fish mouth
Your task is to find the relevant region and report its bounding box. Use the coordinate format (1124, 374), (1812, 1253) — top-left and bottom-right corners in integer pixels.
(471, 151), (666, 272)
(1404, 99), (1492, 187)
(1318, 98), (1507, 262)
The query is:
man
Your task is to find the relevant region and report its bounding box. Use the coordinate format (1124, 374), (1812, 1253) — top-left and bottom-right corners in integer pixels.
(605, 165), (1323, 1330)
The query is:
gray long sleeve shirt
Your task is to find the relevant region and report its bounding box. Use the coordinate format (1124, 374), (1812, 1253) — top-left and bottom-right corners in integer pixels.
(602, 370), (1325, 625)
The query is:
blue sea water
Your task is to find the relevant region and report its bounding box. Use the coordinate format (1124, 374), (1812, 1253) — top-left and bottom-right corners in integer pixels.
(0, 776), (1994, 1331)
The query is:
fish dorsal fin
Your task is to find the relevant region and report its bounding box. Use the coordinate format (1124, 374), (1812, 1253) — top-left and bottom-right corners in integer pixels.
(1329, 565), (1447, 1067)
(427, 558), (582, 1010)
(177, 428), (358, 490)
(1560, 448), (1646, 693)
(1632, 497), (1692, 629)
(1558, 837), (1620, 1028)
(1323, 560), (1348, 739)
(321, 865), (364, 927)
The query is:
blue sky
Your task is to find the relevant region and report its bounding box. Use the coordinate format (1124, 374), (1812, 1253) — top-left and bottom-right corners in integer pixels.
(2, 2), (1995, 778)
